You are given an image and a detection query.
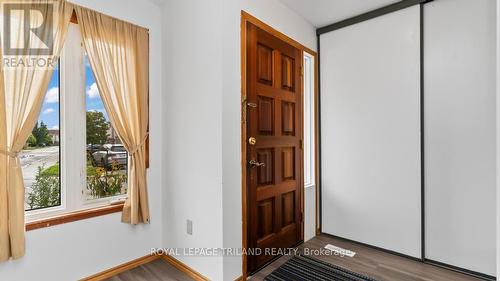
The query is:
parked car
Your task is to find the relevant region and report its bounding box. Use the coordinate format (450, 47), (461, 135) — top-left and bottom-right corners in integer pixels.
(91, 144), (128, 169)
(87, 144), (104, 153)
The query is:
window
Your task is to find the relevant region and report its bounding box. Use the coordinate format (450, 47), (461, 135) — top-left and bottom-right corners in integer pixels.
(303, 52), (315, 188)
(23, 66), (61, 212)
(25, 23), (127, 221)
(85, 56), (128, 201)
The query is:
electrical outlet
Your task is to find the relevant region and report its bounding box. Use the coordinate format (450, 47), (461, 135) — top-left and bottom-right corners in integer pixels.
(187, 219), (193, 235)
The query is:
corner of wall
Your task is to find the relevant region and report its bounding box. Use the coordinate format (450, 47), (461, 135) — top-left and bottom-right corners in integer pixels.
(496, 0), (499, 278)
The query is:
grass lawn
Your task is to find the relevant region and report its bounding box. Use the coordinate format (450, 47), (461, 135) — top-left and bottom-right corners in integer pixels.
(23, 146), (44, 151)
(42, 162), (59, 176)
(42, 160), (122, 178)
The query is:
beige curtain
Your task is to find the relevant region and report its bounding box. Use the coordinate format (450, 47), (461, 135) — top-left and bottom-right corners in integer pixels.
(75, 6), (150, 224)
(0, 0), (72, 261)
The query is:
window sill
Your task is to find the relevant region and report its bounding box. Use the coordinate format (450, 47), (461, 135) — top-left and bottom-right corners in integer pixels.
(26, 203), (124, 232)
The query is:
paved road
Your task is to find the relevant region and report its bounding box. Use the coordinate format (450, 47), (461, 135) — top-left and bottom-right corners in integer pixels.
(20, 146), (59, 189)
(22, 146), (59, 210)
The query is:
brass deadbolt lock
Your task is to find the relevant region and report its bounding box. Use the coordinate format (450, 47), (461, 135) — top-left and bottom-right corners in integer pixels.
(248, 137), (257, 145)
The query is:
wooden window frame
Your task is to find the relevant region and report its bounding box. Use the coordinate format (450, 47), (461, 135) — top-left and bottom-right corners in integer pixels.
(26, 203), (124, 231)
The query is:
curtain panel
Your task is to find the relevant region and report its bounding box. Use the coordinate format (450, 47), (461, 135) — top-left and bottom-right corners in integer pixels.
(74, 6), (150, 224)
(0, 0), (73, 261)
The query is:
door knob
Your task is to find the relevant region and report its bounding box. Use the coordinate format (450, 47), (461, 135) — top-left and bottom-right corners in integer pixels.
(249, 159), (265, 168)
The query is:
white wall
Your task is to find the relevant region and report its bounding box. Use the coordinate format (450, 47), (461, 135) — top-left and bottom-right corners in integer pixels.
(424, 0), (496, 275)
(0, 0), (163, 280)
(162, 0), (225, 280)
(304, 187), (316, 241)
(239, 0), (317, 50)
(221, 0), (243, 279)
(497, 0), (500, 277)
(163, 0), (316, 280)
(320, 6), (422, 258)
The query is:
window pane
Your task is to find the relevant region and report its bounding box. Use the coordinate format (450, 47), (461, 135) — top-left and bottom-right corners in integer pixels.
(303, 54), (315, 188)
(23, 66), (61, 211)
(85, 57), (128, 200)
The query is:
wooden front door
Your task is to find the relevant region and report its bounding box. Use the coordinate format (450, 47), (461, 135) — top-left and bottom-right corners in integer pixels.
(245, 22), (303, 274)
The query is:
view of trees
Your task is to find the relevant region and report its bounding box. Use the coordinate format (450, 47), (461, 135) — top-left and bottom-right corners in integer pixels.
(26, 112), (110, 148)
(28, 121), (53, 147)
(25, 112), (123, 209)
(86, 111), (110, 145)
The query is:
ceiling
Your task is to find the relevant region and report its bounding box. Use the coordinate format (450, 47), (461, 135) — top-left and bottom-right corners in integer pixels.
(279, 0), (400, 27)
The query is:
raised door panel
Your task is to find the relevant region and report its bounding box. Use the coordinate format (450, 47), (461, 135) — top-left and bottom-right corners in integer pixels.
(257, 44), (273, 86)
(282, 147), (295, 181)
(281, 55), (295, 91)
(257, 199), (275, 240)
(257, 148), (274, 186)
(281, 101), (295, 136)
(258, 96), (274, 135)
(282, 191), (296, 228)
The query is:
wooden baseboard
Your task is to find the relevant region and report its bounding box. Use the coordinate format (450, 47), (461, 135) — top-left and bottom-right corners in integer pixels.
(80, 254), (160, 281)
(80, 253), (211, 281)
(161, 255), (210, 281)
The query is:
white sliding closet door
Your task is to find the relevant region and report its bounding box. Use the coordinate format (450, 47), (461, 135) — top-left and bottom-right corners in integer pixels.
(424, 0), (496, 276)
(320, 5), (421, 258)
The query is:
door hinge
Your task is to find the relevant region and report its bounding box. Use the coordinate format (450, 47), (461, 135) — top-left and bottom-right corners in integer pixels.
(300, 211), (304, 222)
(300, 66), (303, 77)
(299, 139), (303, 150)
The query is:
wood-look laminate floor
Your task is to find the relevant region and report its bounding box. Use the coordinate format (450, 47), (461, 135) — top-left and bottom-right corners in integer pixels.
(104, 234), (484, 281)
(104, 259), (194, 281)
(250, 234), (483, 281)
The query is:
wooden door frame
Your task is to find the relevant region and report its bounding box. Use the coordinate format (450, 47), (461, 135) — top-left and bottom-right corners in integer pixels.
(240, 11), (319, 279)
